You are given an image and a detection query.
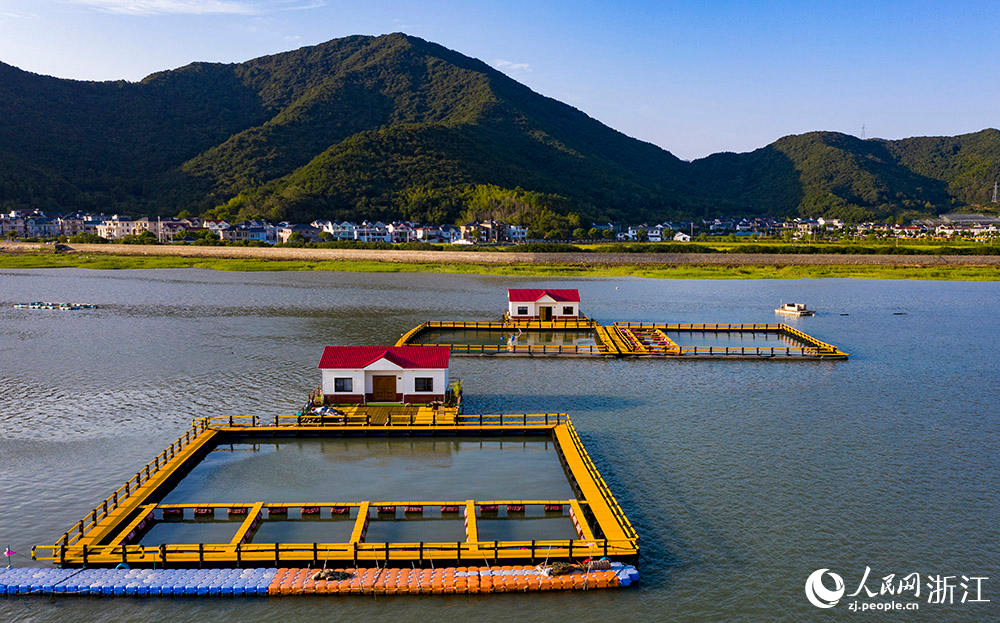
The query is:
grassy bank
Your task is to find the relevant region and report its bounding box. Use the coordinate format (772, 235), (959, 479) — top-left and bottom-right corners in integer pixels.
(1, 252), (998, 280)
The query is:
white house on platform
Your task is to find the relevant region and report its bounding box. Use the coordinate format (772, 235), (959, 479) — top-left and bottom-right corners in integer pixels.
(507, 288), (581, 321)
(318, 346), (450, 404)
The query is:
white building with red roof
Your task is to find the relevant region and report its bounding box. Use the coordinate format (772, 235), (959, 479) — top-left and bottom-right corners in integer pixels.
(507, 288), (581, 321)
(318, 346), (450, 404)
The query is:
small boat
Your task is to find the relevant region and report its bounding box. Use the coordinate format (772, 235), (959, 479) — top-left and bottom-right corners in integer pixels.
(13, 302), (99, 310)
(775, 302), (815, 316)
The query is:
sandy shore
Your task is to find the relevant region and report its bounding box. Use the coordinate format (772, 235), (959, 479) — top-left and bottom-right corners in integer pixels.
(4, 241), (997, 267)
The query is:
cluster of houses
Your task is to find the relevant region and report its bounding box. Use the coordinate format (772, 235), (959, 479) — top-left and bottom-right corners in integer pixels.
(627, 215), (1000, 241)
(0, 211), (530, 245)
(3, 209), (999, 244)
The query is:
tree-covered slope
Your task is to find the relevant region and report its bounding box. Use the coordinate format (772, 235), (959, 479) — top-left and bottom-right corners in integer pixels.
(1, 34), (997, 224)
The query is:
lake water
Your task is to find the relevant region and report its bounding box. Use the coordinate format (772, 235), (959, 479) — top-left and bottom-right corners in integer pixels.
(0, 268), (997, 622)
(160, 437), (574, 504)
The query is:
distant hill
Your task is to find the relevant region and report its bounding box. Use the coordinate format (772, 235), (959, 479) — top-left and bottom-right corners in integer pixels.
(1, 33), (998, 226)
(691, 129), (1000, 222)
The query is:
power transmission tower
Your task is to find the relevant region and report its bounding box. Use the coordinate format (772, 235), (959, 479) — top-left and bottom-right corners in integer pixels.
(992, 181), (998, 204)
(861, 124), (866, 140)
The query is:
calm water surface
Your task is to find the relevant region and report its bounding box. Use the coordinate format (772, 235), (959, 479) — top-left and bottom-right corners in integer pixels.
(1, 269), (998, 622)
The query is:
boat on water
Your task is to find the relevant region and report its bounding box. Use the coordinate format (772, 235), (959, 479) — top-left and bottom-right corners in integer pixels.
(13, 302), (99, 310)
(775, 302), (814, 316)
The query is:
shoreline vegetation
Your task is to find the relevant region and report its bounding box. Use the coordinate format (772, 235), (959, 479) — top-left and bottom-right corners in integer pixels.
(2, 242), (998, 280)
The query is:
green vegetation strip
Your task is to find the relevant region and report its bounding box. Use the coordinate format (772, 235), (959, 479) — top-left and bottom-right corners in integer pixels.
(1, 252), (997, 280)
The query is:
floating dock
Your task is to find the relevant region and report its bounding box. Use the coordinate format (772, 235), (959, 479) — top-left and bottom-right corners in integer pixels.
(31, 414), (638, 576)
(1, 562), (638, 596)
(397, 320), (848, 359)
(13, 302), (98, 310)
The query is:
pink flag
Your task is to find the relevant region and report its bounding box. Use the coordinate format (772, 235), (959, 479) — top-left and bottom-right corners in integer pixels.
(3, 548), (14, 557)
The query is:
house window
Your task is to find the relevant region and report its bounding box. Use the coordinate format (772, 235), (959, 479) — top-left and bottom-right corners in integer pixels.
(415, 377), (434, 392)
(334, 377), (353, 392)
(562, 306), (574, 316)
(517, 306), (528, 315)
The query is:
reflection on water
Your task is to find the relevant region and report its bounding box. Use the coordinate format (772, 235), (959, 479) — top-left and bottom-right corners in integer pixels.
(139, 520), (241, 546)
(1, 269), (998, 622)
(477, 517), (578, 541)
(365, 519), (467, 543)
(161, 437), (573, 504)
(252, 518), (356, 544)
(415, 329), (597, 346)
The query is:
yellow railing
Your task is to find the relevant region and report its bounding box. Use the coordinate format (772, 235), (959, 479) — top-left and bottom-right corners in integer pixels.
(55, 420), (212, 548)
(199, 413), (567, 428)
(676, 345), (819, 356)
(615, 322), (785, 331)
(613, 322), (847, 358)
(779, 323), (846, 354)
(397, 319), (598, 348)
(564, 421), (638, 543)
(32, 538), (638, 566)
(446, 344), (602, 355)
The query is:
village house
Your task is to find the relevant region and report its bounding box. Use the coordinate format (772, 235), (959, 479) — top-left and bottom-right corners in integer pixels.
(219, 221), (270, 243)
(57, 212), (105, 237)
(354, 220), (390, 242)
(149, 218), (190, 241)
(277, 223), (322, 243)
(96, 215), (145, 240)
(202, 220), (230, 235)
(312, 220), (357, 241)
(506, 288), (581, 321)
(506, 224), (528, 242)
(460, 219), (515, 243)
(317, 345), (450, 405)
(415, 225), (447, 243)
(386, 221), (416, 243)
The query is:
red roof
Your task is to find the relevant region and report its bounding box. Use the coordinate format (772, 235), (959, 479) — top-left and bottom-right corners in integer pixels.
(318, 346), (450, 370)
(507, 288), (580, 303)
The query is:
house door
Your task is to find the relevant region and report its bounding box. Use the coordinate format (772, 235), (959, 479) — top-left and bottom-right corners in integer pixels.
(372, 375), (397, 402)
(540, 306), (553, 321)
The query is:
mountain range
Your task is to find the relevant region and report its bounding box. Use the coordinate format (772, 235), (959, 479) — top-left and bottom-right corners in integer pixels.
(1, 33), (998, 227)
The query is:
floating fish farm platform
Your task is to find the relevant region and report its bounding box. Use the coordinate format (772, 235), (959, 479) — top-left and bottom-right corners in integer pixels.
(30, 414), (638, 586)
(13, 301), (99, 310)
(397, 320), (848, 359)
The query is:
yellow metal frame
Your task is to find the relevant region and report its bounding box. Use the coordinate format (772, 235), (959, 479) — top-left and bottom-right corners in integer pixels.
(612, 322), (849, 358)
(32, 416), (639, 567)
(396, 317), (848, 359)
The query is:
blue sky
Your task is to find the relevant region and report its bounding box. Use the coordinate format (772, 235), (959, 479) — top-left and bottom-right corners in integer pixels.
(1, 0), (997, 160)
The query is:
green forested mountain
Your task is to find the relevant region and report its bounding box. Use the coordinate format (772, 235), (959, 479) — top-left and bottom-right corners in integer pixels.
(691, 130), (1000, 222)
(1, 33), (998, 225)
